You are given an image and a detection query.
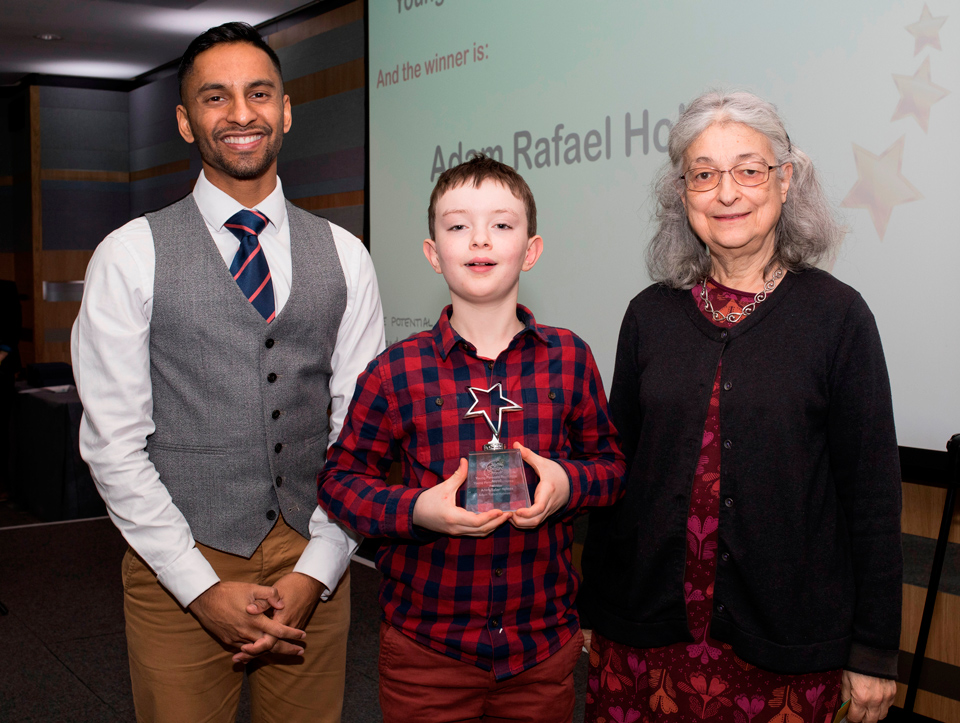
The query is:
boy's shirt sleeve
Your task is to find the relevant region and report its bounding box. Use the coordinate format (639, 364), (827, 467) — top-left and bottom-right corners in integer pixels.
(318, 356), (430, 539)
(552, 344), (626, 515)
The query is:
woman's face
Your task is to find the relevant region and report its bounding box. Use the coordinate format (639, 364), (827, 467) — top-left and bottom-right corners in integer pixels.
(681, 122), (792, 263)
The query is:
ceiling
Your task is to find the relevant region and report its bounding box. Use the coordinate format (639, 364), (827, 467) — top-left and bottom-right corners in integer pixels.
(0, 0), (315, 86)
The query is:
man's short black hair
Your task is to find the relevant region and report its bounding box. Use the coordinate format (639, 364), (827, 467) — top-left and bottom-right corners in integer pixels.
(178, 22), (283, 102)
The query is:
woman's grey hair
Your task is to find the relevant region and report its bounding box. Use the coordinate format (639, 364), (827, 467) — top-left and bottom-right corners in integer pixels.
(646, 90), (845, 289)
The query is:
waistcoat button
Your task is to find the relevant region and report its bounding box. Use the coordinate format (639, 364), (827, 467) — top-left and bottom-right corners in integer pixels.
(272, 409), (281, 419)
(267, 372), (277, 383)
(276, 476), (283, 487)
(265, 338), (275, 349)
(266, 509), (277, 521)
(275, 443), (283, 453)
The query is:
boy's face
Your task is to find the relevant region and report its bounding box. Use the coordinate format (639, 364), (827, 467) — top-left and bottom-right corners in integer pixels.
(424, 180), (542, 308)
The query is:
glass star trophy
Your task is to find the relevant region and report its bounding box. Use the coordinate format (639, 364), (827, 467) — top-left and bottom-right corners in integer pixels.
(462, 383), (531, 513)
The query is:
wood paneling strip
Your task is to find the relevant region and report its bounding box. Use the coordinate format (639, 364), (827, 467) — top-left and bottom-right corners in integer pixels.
(0, 176), (12, 187)
(292, 190), (364, 211)
(130, 158), (191, 182)
(267, 1), (363, 50)
(41, 169), (129, 183)
(0, 253), (13, 280)
(894, 684), (960, 722)
(285, 58), (365, 106)
(42, 250), (94, 282)
(38, 158), (191, 186)
(30, 86), (44, 363)
(903, 482), (960, 543)
(900, 584), (960, 665)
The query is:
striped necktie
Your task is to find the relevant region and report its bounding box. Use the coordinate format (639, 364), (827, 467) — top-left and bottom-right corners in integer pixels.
(225, 209), (275, 322)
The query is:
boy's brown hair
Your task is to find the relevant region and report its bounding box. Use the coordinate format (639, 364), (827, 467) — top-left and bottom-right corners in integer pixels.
(427, 153), (537, 239)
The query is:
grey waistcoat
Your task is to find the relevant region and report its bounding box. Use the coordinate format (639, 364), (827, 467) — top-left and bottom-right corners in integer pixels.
(145, 195), (347, 557)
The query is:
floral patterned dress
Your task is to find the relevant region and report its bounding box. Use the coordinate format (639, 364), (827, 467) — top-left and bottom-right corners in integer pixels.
(585, 279), (843, 723)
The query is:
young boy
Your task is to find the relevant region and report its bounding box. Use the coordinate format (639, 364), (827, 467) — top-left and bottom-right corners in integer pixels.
(319, 154), (625, 722)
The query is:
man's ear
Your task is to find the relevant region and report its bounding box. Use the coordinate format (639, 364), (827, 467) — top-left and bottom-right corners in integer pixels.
(423, 238), (443, 274)
(176, 105), (195, 144)
(282, 94), (292, 134)
(522, 235), (544, 272)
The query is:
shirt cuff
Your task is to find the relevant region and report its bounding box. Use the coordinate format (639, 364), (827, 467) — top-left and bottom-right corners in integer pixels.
(293, 535), (355, 601)
(155, 546), (220, 608)
(554, 459), (586, 515)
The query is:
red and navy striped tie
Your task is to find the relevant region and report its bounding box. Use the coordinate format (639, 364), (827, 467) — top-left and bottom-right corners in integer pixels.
(225, 209), (275, 322)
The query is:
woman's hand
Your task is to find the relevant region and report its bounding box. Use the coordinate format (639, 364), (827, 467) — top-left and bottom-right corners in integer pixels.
(841, 670), (897, 723)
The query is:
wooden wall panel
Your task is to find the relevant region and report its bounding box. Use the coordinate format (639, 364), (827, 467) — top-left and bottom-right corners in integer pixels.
(0, 252), (13, 280)
(41, 169), (128, 183)
(894, 685), (960, 723)
(268, 1), (363, 49)
(285, 58), (365, 106)
(902, 482), (960, 543)
(29, 86), (44, 363)
(900, 584), (960, 665)
(292, 189), (364, 211)
(42, 250), (93, 281)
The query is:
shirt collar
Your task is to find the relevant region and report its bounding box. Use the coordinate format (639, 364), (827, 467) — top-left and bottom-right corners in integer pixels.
(433, 304), (551, 360)
(192, 169), (287, 233)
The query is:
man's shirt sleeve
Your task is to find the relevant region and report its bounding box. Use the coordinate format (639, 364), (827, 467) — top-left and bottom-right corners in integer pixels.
(71, 219), (219, 608)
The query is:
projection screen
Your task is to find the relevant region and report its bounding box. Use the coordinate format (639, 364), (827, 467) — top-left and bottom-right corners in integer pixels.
(368, 0), (959, 452)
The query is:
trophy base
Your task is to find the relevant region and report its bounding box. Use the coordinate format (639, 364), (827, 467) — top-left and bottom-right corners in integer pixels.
(463, 448), (530, 513)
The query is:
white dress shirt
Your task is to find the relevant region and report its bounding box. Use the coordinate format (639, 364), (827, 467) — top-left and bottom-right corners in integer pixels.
(71, 171), (385, 607)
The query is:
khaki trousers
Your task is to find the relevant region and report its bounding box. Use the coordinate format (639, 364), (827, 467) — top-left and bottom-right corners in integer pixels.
(122, 517), (350, 723)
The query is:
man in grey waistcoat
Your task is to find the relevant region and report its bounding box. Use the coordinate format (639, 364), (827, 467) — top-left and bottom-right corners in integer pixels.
(71, 22), (384, 722)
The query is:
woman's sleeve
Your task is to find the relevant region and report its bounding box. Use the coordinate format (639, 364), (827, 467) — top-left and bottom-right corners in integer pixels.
(828, 293), (902, 678)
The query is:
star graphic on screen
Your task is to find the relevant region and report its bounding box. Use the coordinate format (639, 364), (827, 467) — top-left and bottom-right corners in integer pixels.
(464, 383), (522, 440)
(906, 4), (947, 55)
(891, 57), (949, 132)
(841, 136), (922, 240)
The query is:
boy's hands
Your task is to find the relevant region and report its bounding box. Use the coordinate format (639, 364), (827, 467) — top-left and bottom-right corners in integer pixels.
(510, 442), (570, 528)
(412, 458), (512, 536)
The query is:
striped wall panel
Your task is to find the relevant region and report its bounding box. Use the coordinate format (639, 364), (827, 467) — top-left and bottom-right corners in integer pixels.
(896, 482), (960, 721)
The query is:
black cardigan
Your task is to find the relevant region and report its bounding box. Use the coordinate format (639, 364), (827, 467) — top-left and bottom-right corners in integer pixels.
(579, 268), (902, 679)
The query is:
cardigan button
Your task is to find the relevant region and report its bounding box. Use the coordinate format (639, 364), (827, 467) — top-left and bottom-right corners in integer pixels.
(721, 552), (730, 562)
(723, 439), (732, 449)
(716, 603), (725, 613)
(276, 476), (283, 487)
(272, 409), (281, 419)
(724, 497), (734, 508)
(267, 372), (277, 383)
(720, 330), (728, 339)
(275, 443), (283, 453)
(265, 338), (275, 348)
(723, 381), (732, 391)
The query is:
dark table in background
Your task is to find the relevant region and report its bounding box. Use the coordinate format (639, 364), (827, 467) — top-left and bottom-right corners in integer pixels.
(11, 385), (105, 521)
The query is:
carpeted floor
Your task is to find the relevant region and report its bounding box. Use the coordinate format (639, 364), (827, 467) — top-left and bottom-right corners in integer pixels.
(0, 512), (589, 722)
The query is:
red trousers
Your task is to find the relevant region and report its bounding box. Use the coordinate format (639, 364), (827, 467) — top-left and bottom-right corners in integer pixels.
(378, 622), (583, 723)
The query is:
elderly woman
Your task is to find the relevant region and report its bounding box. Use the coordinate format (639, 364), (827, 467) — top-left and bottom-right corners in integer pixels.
(580, 91), (902, 723)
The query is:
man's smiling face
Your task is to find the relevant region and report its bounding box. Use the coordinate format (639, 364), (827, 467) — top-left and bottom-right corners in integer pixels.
(176, 41), (291, 185)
